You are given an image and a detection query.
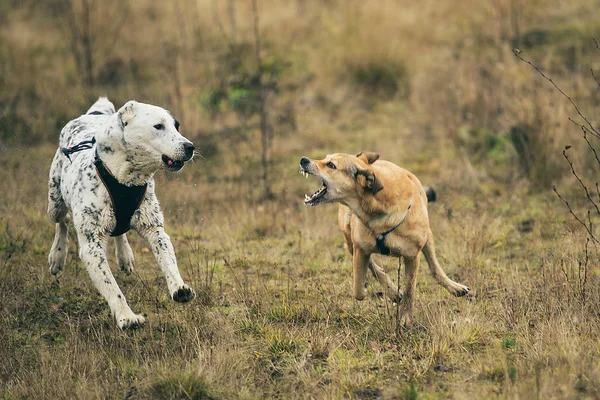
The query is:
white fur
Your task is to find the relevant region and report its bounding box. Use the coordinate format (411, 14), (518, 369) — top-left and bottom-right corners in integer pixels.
(47, 97), (196, 329)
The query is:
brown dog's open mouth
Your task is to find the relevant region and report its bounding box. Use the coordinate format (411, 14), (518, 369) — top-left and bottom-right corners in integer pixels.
(300, 169), (328, 206)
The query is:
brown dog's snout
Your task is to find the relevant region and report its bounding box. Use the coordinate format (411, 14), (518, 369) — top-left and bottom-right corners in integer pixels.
(300, 156), (311, 168)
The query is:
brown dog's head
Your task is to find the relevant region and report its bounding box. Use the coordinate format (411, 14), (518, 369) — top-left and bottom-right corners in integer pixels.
(299, 152), (384, 206)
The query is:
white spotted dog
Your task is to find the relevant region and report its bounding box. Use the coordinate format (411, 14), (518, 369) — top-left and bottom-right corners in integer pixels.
(47, 97), (196, 329)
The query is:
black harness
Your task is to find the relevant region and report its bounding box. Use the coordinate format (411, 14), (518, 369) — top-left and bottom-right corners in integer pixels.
(61, 139), (147, 237)
(374, 203), (412, 255)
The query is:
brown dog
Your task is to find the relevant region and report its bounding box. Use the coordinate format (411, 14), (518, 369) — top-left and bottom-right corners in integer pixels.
(299, 152), (471, 323)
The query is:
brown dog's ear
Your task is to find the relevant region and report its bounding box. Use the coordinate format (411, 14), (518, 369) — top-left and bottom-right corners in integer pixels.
(356, 169), (384, 195)
(356, 151), (380, 164)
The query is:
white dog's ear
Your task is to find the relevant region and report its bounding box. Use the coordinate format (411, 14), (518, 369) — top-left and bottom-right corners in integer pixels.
(356, 151), (379, 164)
(119, 101), (137, 127)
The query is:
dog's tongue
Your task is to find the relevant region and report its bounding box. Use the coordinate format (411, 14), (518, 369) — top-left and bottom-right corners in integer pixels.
(168, 159), (173, 166)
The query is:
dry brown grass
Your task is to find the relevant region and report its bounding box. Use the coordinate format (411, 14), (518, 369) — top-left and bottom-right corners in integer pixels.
(2, 0), (600, 398)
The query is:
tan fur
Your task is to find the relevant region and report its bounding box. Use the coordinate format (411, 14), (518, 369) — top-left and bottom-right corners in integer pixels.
(301, 152), (471, 324)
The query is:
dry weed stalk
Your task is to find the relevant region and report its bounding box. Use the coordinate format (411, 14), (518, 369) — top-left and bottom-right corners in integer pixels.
(514, 45), (600, 246)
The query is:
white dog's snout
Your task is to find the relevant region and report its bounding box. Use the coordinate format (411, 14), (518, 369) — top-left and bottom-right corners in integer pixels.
(182, 141), (195, 161)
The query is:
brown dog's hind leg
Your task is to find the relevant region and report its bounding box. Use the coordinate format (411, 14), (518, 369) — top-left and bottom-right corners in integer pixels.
(369, 257), (401, 302)
(422, 229), (471, 297)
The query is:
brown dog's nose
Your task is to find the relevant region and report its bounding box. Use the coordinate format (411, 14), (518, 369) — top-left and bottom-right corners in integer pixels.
(300, 156), (310, 167)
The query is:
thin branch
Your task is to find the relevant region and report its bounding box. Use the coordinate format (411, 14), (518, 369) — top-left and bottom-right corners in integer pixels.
(102, 2), (130, 58)
(228, 0), (236, 45)
(252, 0), (262, 69)
(513, 48), (600, 137)
(568, 117), (600, 140)
(581, 127), (600, 166)
(252, 0), (272, 199)
(212, 0), (237, 57)
(563, 148), (600, 216)
(591, 68), (600, 90)
(553, 185), (598, 243)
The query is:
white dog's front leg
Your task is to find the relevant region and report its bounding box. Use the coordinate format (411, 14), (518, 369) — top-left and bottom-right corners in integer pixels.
(78, 235), (145, 329)
(137, 226), (195, 302)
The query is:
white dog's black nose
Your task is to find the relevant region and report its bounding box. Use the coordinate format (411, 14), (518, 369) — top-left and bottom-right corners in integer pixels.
(300, 156), (310, 167)
(183, 142), (195, 160)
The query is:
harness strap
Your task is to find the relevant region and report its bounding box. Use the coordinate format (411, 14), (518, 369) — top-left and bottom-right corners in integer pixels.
(60, 138), (147, 236)
(94, 151), (147, 237)
(375, 203), (412, 255)
(61, 138), (96, 162)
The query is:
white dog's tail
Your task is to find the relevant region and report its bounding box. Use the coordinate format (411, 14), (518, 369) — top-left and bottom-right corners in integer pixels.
(85, 96), (116, 116)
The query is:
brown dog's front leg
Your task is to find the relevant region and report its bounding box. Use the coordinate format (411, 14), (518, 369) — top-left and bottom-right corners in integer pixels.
(352, 246), (369, 300)
(401, 255), (420, 324)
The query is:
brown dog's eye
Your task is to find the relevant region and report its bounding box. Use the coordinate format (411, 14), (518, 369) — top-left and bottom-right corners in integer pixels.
(154, 124), (164, 130)
(326, 162), (336, 169)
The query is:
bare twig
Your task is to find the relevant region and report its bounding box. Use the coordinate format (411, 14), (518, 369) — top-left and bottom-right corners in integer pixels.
(553, 185), (598, 243)
(212, 0), (237, 57)
(562, 148), (600, 216)
(252, 0), (273, 199)
(513, 49), (600, 137)
(569, 117), (600, 140)
(581, 127), (600, 166)
(591, 68), (600, 90)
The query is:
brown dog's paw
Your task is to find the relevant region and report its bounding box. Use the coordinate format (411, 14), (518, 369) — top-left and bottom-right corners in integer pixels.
(172, 285), (196, 303)
(388, 292), (402, 303)
(455, 286), (477, 302)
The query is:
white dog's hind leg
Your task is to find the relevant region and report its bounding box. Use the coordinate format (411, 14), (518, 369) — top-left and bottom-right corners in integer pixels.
(136, 225), (195, 303)
(78, 235), (145, 329)
(114, 234), (135, 275)
(48, 149), (70, 275)
(49, 215), (70, 275)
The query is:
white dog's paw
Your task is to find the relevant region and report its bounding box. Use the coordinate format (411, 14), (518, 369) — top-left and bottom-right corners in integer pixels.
(172, 284), (196, 303)
(117, 313), (146, 330)
(48, 249), (67, 275)
(115, 244), (135, 276)
(118, 258), (135, 276)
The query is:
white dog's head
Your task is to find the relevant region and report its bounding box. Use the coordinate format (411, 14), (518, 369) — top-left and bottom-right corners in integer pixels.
(115, 100), (195, 172)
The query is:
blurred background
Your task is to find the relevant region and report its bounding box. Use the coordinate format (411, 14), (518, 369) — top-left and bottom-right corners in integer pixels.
(1, 0), (599, 194)
(3, 1), (600, 398)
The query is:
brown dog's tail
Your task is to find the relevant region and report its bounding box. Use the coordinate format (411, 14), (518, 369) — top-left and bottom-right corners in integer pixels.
(423, 185), (436, 203)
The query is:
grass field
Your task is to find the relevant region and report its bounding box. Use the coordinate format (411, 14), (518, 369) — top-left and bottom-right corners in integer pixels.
(2, 0), (600, 399)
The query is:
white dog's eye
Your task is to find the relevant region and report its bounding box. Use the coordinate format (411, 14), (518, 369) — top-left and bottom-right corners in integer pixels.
(154, 124), (164, 130)
(326, 162), (336, 169)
